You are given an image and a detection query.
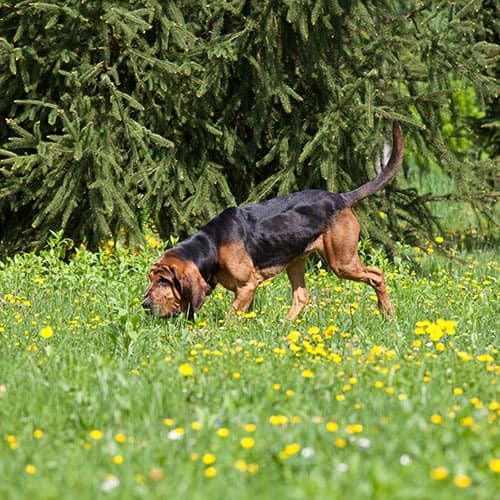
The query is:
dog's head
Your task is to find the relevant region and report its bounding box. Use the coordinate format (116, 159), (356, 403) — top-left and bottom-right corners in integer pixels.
(142, 255), (210, 320)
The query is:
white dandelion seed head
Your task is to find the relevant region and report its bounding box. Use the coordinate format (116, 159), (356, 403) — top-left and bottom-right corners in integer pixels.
(400, 454), (411, 466)
(336, 463), (349, 473)
(167, 429), (184, 441)
(101, 474), (120, 492)
(301, 447), (315, 458)
(358, 437), (371, 450)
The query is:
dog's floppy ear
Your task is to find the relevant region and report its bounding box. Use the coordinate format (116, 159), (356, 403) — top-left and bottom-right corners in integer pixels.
(161, 266), (183, 300)
(171, 263), (210, 319)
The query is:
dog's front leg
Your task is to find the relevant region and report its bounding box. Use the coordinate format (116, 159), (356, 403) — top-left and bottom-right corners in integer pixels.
(229, 281), (257, 314)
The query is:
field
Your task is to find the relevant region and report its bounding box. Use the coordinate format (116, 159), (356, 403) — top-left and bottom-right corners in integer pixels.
(0, 234), (498, 499)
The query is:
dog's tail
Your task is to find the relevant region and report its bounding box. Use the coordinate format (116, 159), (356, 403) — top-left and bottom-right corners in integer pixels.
(343, 121), (403, 207)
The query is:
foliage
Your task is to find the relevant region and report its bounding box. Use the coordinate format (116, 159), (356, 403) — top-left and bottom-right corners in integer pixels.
(0, 0), (498, 254)
(0, 238), (498, 498)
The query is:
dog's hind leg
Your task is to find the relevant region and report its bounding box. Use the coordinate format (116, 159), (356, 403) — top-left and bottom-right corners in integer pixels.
(323, 209), (394, 316)
(286, 258), (310, 320)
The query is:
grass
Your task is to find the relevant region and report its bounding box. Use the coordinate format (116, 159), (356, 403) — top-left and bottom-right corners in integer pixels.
(0, 234), (498, 499)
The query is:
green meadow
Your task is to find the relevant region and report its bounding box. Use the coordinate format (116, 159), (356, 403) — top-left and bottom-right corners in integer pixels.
(0, 234), (498, 499)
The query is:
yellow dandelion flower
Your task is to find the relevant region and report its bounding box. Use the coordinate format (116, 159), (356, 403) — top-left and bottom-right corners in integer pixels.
(436, 319), (456, 334)
(477, 354), (494, 363)
(204, 467), (217, 478)
(331, 353), (343, 363)
(345, 424), (363, 434)
(25, 464), (37, 474)
(453, 475), (471, 488)
(247, 463), (259, 475)
(234, 460), (247, 472)
(323, 325), (337, 338)
(436, 342), (446, 352)
(268, 415), (282, 425)
(244, 423), (256, 433)
(430, 414), (443, 424)
(460, 416), (475, 427)
(178, 363), (193, 376)
(457, 351), (472, 361)
(282, 443), (301, 457)
(287, 331), (301, 343)
(217, 427), (229, 438)
(163, 418), (174, 426)
(112, 455), (123, 465)
(488, 458), (500, 473)
(240, 437), (255, 449)
(145, 234), (160, 248)
(202, 453), (216, 465)
(301, 369), (314, 378)
(428, 324), (443, 342)
(416, 320), (431, 327)
(39, 326), (54, 339)
(89, 429), (104, 440)
(307, 326), (320, 335)
(334, 437), (346, 448)
(191, 421), (202, 431)
(470, 397), (483, 409)
(115, 433), (126, 443)
(33, 429), (43, 439)
(326, 421), (339, 432)
(430, 467), (448, 480)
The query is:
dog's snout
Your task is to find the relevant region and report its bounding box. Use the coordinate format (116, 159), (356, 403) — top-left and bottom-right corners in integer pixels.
(141, 295), (152, 310)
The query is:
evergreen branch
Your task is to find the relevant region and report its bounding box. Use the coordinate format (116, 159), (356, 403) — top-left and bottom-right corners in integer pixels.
(420, 192), (499, 203)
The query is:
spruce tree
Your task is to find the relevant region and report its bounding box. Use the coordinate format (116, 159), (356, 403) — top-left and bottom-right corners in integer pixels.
(0, 1), (498, 255)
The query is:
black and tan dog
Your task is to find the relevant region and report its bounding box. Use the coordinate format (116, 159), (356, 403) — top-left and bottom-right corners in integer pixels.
(142, 122), (403, 320)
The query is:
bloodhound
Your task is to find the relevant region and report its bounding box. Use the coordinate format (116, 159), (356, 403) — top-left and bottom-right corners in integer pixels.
(142, 122), (403, 321)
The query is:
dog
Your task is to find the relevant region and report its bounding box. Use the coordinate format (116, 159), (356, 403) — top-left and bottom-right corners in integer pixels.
(142, 122), (403, 321)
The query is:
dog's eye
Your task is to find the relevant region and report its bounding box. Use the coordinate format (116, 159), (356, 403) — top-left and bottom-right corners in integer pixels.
(159, 277), (171, 286)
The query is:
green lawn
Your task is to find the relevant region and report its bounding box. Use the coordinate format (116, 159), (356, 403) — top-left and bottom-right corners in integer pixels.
(0, 237), (498, 499)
